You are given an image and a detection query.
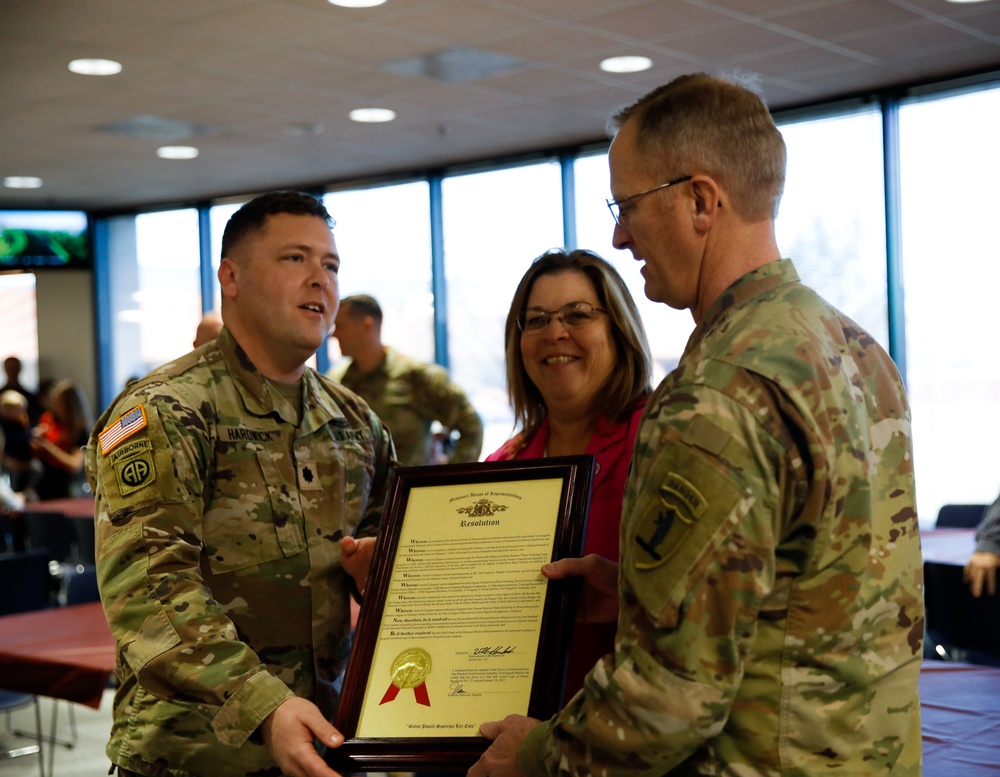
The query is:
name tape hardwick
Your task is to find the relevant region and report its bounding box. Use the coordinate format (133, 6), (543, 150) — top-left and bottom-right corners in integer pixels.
(99, 405), (148, 456)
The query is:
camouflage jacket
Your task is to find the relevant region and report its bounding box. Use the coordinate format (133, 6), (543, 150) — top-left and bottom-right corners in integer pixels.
(86, 327), (394, 777)
(520, 259), (924, 776)
(329, 345), (483, 467)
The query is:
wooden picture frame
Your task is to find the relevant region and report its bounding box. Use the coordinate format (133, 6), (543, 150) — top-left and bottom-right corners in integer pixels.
(327, 455), (595, 772)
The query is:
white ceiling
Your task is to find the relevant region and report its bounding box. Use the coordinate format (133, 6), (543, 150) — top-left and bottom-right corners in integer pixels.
(2, 0), (999, 211)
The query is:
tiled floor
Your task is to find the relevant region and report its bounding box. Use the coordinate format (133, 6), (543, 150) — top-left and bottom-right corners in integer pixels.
(1, 688), (114, 777)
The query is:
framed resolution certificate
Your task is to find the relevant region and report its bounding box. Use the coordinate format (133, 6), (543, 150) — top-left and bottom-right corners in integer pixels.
(328, 455), (595, 772)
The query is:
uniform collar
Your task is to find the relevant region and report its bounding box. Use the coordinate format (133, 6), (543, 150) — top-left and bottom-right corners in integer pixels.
(689, 258), (800, 346)
(216, 327), (339, 431)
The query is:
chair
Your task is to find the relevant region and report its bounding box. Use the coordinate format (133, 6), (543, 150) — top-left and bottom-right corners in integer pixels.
(0, 690), (44, 777)
(71, 518), (96, 566)
(64, 565), (100, 605)
(924, 560), (1000, 667)
(0, 549), (51, 776)
(935, 504), (988, 529)
(21, 511), (76, 563)
(0, 549), (52, 615)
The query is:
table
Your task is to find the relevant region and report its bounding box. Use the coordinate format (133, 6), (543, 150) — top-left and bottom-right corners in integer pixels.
(21, 496), (95, 521)
(0, 601), (114, 710)
(920, 661), (1000, 774)
(920, 527), (977, 566)
(920, 528), (1000, 663)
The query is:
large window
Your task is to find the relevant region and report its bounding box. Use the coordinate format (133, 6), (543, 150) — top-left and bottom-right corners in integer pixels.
(87, 75), (1000, 518)
(209, 202), (244, 312)
(776, 107), (889, 348)
(323, 182), (434, 367)
(442, 160), (564, 456)
(899, 84), (1000, 526)
(104, 210), (201, 396)
(0, 272), (39, 389)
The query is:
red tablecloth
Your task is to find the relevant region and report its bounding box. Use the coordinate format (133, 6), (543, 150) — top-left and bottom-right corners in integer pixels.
(0, 601), (114, 709)
(921, 661), (1000, 774)
(20, 495), (95, 520)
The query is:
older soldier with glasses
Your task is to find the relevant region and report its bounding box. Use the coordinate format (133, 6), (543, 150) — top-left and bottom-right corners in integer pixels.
(471, 73), (923, 777)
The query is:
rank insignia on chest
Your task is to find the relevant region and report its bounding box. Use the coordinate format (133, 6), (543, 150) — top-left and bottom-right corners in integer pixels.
(298, 460), (322, 490)
(99, 405), (148, 455)
(634, 472), (707, 569)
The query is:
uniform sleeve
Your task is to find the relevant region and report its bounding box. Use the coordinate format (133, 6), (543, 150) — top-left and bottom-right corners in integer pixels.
(521, 382), (792, 776)
(87, 385), (293, 747)
(975, 494), (1000, 555)
(411, 364), (484, 463)
(356, 407), (395, 541)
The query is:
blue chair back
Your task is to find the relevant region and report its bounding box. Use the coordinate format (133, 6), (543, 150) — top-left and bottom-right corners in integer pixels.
(936, 504), (988, 529)
(0, 548), (52, 614)
(64, 564), (101, 605)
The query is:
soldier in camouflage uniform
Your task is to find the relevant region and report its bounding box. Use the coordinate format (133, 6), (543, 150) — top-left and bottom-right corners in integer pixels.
(330, 294), (483, 467)
(87, 191), (394, 777)
(470, 74), (923, 776)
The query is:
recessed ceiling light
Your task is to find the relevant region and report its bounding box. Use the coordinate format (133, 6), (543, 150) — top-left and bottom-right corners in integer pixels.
(945, 0), (989, 3)
(349, 108), (397, 123)
(600, 55), (653, 74)
(4, 176), (43, 189)
(156, 146), (199, 160)
(68, 58), (123, 76)
(328, 0), (387, 7)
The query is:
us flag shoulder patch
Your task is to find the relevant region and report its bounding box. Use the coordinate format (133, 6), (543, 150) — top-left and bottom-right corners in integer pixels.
(99, 405), (148, 456)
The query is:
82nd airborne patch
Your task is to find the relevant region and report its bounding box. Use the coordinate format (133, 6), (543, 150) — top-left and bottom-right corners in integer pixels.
(110, 437), (157, 496)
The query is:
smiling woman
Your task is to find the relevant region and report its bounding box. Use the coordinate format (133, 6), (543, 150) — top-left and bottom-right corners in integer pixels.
(486, 247), (651, 703)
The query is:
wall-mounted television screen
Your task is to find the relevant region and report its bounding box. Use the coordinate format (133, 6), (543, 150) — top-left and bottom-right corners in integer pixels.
(0, 210), (91, 269)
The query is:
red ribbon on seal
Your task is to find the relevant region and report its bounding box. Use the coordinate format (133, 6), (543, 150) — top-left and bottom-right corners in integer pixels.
(380, 682), (430, 706)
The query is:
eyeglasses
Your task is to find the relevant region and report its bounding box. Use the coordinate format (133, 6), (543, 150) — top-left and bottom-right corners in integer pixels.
(517, 302), (608, 334)
(606, 175), (693, 225)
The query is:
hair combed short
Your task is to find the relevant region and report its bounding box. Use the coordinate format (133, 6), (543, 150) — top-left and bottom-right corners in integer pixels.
(504, 249), (652, 449)
(340, 294), (383, 327)
(221, 191), (334, 261)
(610, 73), (786, 221)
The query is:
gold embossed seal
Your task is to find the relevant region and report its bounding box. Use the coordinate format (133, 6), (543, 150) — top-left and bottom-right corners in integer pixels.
(380, 647), (432, 706)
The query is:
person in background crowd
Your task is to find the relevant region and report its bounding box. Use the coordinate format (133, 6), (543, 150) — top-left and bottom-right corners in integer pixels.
(470, 72), (923, 777)
(193, 310), (224, 348)
(330, 293), (483, 467)
(487, 247), (651, 701)
(29, 379), (91, 500)
(86, 190), (393, 777)
(964, 494), (1000, 597)
(1, 356), (42, 424)
(0, 389), (34, 493)
(0, 425), (27, 551)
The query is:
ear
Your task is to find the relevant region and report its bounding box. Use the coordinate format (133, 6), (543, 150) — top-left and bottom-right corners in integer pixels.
(218, 257), (238, 300)
(690, 176), (722, 233)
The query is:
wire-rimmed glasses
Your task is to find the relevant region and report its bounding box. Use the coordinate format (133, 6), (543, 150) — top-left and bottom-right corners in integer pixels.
(606, 175), (692, 225)
(517, 302), (608, 334)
